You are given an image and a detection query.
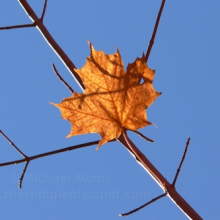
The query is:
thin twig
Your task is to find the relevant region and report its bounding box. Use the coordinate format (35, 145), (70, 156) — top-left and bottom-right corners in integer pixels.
(0, 139), (116, 167)
(19, 161), (29, 189)
(172, 138), (190, 186)
(40, 0), (48, 21)
(145, 0), (166, 63)
(1, 130), (29, 188)
(128, 129), (154, 143)
(52, 64), (74, 93)
(0, 130), (27, 158)
(119, 192), (167, 217)
(0, 23), (34, 30)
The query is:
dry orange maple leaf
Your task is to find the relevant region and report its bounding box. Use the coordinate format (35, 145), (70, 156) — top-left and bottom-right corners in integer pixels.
(52, 41), (161, 149)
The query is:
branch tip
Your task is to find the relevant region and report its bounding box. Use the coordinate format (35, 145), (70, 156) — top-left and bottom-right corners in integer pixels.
(19, 161), (29, 189)
(0, 23), (34, 31)
(172, 137), (190, 186)
(119, 192), (167, 217)
(145, 0), (166, 63)
(0, 139), (116, 168)
(40, 0), (48, 21)
(0, 130), (27, 158)
(52, 63), (74, 93)
(128, 129), (154, 143)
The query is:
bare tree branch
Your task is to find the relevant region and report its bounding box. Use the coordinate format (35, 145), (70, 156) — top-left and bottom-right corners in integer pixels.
(52, 63), (74, 93)
(121, 129), (165, 188)
(145, 0), (166, 63)
(0, 0), (48, 30)
(0, 130), (27, 158)
(1, 128), (116, 188)
(40, 0), (47, 21)
(0, 23), (34, 30)
(172, 137), (190, 186)
(19, 161), (29, 189)
(119, 130), (202, 219)
(0, 138), (115, 168)
(119, 192), (167, 217)
(127, 129), (154, 143)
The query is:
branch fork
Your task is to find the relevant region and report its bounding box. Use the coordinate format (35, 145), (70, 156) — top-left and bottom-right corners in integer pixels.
(0, 129), (116, 188)
(0, 0), (47, 31)
(119, 130), (193, 216)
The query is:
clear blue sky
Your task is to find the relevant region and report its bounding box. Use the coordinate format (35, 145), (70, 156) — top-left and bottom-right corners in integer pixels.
(0, 1), (219, 219)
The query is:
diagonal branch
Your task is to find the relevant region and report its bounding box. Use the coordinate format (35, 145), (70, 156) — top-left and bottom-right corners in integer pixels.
(145, 0), (166, 63)
(1, 129), (29, 188)
(0, 130), (27, 158)
(127, 129), (154, 143)
(52, 63), (74, 93)
(172, 137), (190, 186)
(119, 192), (167, 217)
(121, 129), (165, 188)
(118, 130), (202, 219)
